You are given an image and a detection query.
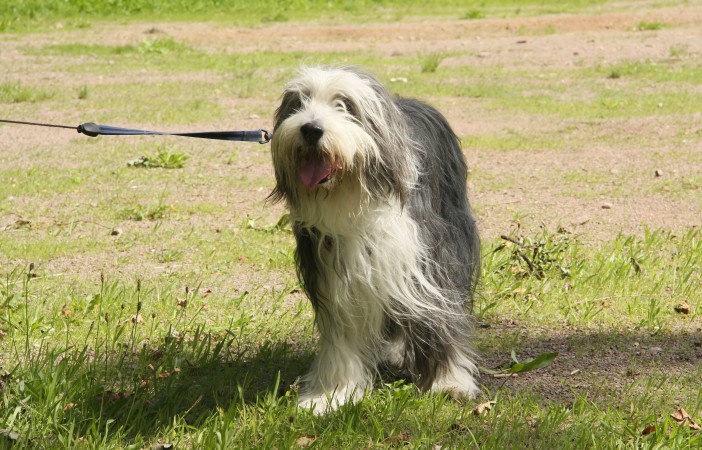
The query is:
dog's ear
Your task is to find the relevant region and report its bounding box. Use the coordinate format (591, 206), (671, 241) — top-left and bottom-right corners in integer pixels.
(360, 100), (413, 206)
(274, 90), (302, 130)
(268, 90), (303, 205)
(266, 89), (302, 203)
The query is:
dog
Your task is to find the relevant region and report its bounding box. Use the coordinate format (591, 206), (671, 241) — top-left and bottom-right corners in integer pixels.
(269, 66), (480, 413)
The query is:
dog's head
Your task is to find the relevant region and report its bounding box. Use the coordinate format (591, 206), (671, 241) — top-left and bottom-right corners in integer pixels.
(269, 67), (415, 211)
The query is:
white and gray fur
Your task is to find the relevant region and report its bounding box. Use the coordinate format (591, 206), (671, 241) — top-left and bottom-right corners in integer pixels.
(269, 66), (480, 413)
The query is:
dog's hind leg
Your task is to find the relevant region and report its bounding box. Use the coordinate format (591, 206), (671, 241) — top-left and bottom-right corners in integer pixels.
(400, 317), (480, 400)
(429, 349), (480, 400)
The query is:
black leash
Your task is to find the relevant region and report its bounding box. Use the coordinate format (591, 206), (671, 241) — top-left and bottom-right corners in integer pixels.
(0, 119), (271, 144)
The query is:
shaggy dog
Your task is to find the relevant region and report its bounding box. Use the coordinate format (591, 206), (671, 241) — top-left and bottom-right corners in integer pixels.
(269, 66), (480, 413)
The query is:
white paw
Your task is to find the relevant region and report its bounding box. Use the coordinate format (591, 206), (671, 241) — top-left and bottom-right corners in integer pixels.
(430, 356), (480, 400)
(298, 393), (338, 415)
(431, 378), (480, 400)
(298, 385), (367, 415)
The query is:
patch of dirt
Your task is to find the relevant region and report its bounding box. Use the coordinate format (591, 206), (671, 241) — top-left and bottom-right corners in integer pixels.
(33, 5), (701, 55)
(3, 8), (702, 243)
(480, 321), (702, 405)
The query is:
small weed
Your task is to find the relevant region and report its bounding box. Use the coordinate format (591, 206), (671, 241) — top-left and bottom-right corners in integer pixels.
(245, 214), (291, 233)
(607, 69), (621, 79)
(482, 350), (558, 376)
(542, 24), (557, 34)
(157, 249), (182, 263)
(263, 12), (289, 22)
(127, 146), (189, 169)
(643, 297), (663, 332)
(122, 202), (171, 221)
(0, 82), (53, 103)
(494, 228), (576, 280)
(137, 37), (191, 55)
(77, 85), (89, 99)
(67, 18), (92, 29)
(669, 44), (688, 58)
(463, 9), (484, 20)
(637, 21), (666, 31)
(420, 53), (445, 73)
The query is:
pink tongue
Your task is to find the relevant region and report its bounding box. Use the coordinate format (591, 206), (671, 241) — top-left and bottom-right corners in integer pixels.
(298, 154), (333, 188)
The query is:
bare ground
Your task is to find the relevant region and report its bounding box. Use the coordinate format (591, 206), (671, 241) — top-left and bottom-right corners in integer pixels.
(3, 5), (702, 240)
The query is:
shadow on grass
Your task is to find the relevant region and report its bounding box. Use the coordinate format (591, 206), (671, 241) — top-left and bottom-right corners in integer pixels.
(36, 335), (317, 441)
(74, 324), (702, 439)
(478, 324), (702, 404)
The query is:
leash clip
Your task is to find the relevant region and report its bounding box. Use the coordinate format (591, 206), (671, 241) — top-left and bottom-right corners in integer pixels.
(259, 129), (271, 144)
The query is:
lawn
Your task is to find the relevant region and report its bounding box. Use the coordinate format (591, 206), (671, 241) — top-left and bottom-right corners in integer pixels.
(1, 1), (702, 448)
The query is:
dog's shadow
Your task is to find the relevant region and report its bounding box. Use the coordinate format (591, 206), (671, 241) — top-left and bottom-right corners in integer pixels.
(75, 337), (316, 439)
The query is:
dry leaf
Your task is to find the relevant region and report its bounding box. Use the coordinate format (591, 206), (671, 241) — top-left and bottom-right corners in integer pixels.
(0, 428), (19, 442)
(472, 400), (497, 416)
(201, 288), (212, 298)
(388, 432), (410, 443)
(674, 301), (690, 315)
(671, 407), (690, 422)
(13, 219), (31, 229)
(641, 424), (656, 436)
(176, 298), (187, 308)
(158, 368), (180, 379)
(671, 407), (702, 430)
(104, 391), (127, 401)
(63, 402), (78, 411)
(151, 444), (174, 450)
(61, 304), (72, 317)
(295, 434), (317, 448)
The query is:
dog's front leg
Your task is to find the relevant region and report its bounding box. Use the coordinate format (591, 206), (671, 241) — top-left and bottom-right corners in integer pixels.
(298, 328), (375, 414)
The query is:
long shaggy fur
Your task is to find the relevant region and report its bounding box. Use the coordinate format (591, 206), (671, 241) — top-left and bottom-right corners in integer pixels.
(270, 66), (480, 413)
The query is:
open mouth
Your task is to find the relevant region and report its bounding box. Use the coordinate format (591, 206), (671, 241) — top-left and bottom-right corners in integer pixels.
(297, 149), (341, 188)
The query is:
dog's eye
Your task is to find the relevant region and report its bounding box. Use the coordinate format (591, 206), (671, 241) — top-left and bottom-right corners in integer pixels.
(336, 97), (357, 117)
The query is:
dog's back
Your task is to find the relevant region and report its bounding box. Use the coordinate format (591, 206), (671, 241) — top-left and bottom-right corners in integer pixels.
(396, 98), (480, 311)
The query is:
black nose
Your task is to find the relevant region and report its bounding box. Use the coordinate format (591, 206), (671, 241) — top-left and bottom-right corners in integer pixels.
(300, 122), (324, 145)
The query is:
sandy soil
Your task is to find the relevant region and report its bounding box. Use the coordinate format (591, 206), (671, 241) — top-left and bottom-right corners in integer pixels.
(2, 4), (701, 241)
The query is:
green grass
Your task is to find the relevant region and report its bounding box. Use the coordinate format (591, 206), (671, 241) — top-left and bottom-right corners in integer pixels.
(420, 53), (446, 74)
(0, 0), (613, 32)
(36, 37), (191, 57)
(594, 59), (702, 84)
(462, 131), (566, 152)
(127, 145), (189, 169)
(2, 1), (702, 448)
(637, 21), (667, 31)
(0, 167), (90, 199)
(0, 82), (54, 103)
(2, 230), (702, 448)
(463, 9), (485, 20)
(480, 228), (702, 328)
